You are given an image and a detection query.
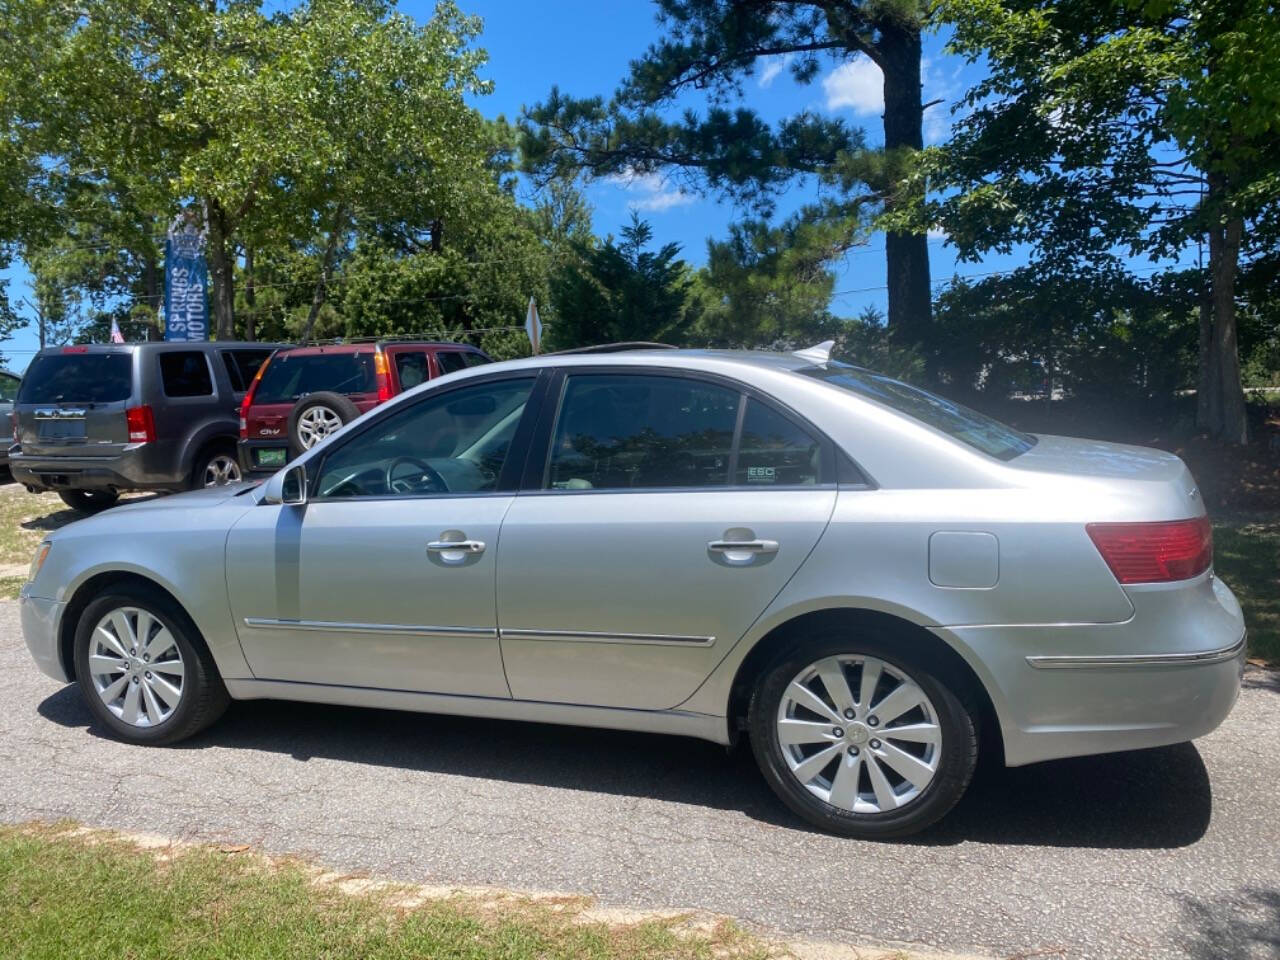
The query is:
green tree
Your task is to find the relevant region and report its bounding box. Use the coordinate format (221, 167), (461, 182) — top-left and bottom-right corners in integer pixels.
(547, 214), (696, 350)
(917, 0), (1280, 442)
(519, 0), (936, 347)
(8, 0), (494, 339)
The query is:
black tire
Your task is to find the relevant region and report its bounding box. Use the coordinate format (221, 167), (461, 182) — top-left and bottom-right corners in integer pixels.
(190, 440), (243, 490)
(287, 391), (361, 457)
(74, 583), (229, 746)
(58, 489), (120, 514)
(748, 630), (978, 839)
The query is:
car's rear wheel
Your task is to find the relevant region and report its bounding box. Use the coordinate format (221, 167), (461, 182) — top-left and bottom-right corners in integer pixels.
(58, 489), (120, 514)
(749, 632), (977, 838)
(73, 585), (229, 745)
(192, 444), (242, 489)
(288, 391), (360, 455)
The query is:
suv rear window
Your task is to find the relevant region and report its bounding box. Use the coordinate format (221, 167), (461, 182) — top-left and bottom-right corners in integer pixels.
(18, 352), (133, 404)
(254, 351), (376, 405)
(220, 348), (274, 392)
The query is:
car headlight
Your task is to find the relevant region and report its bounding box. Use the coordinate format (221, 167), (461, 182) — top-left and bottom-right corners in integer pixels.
(28, 542), (51, 582)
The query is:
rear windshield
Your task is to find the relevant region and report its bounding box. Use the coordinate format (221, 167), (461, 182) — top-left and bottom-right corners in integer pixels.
(797, 362), (1037, 461)
(254, 351), (376, 405)
(18, 352), (133, 404)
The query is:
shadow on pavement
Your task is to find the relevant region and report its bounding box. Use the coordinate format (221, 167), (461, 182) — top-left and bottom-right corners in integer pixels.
(38, 686), (1211, 849)
(1181, 886), (1280, 959)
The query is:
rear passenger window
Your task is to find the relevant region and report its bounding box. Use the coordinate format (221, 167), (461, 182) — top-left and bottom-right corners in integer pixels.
(734, 399), (821, 486)
(462, 352), (490, 368)
(394, 351), (430, 389)
(220, 349), (272, 392)
(436, 351), (467, 375)
(546, 374), (739, 490)
(159, 351), (213, 397)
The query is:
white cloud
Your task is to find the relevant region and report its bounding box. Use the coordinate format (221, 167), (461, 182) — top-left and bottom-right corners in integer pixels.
(757, 53), (793, 89)
(822, 58), (882, 115)
(607, 167), (695, 212)
(927, 226), (948, 241)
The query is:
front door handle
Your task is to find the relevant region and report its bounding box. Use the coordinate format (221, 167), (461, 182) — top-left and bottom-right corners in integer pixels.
(427, 539), (486, 554)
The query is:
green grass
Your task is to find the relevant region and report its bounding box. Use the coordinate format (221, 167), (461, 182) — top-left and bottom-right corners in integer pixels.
(0, 824), (770, 960)
(1214, 517), (1280, 665)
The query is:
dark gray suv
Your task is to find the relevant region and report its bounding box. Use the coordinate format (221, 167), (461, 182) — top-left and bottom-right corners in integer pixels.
(10, 341), (279, 512)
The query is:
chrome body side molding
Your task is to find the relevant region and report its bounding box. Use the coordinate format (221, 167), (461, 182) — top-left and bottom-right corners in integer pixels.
(1025, 633), (1246, 669)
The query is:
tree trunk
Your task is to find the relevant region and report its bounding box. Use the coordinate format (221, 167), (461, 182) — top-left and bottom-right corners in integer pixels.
(243, 246), (256, 342)
(1195, 265), (1216, 430)
(877, 21), (932, 352)
(300, 205), (346, 341)
(142, 250), (161, 342)
(1207, 211), (1248, 444)
(205, 199), (235, 340)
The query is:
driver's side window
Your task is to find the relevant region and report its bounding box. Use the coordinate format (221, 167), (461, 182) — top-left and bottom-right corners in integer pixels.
(315, 377), (535, 499)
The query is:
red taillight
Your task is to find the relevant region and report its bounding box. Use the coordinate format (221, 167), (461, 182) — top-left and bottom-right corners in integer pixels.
(240, 359), (269, 440)
(125, 405), (156, 444)
(1086, 517), (1213, 584)
(374, 350), (392, 404)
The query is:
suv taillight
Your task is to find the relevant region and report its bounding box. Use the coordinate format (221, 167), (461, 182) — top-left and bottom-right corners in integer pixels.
(125, 405), (156, 444)
(374, 350), (392, 404)
(1086, 517), (1212, 584)
(240, 359), (269, 440)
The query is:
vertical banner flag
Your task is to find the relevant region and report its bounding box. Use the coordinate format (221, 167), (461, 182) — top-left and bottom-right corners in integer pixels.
(164, 211), (209, 341)
(109, 318), (125, 343)
(525, 296), (542, 355)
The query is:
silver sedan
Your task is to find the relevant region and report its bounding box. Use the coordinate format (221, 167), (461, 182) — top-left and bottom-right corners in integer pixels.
(19, 346), (1245, 837)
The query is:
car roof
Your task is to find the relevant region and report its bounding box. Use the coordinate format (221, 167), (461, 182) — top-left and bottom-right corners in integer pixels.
(31, 341), (283, 357)
(486, 347), (830, 377)
(275, 341), (478, 357)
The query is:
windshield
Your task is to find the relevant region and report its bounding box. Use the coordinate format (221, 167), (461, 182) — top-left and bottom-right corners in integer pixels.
(254, 352), (376, 404)
(797, 362), (1036, 461)
(18, 352), (133, 404)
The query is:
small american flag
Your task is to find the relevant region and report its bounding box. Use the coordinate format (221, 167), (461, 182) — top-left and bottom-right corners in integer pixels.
(109, 319), (125, 344)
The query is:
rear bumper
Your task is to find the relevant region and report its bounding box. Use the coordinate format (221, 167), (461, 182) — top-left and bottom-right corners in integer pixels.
(10, 447), (181, 491)
(936, 574), (1247, 766)
(19, 585), (70, 683)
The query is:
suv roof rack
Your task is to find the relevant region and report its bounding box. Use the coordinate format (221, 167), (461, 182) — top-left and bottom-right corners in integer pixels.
(550, 342), (678, 355)
(290, 334), (481, 348)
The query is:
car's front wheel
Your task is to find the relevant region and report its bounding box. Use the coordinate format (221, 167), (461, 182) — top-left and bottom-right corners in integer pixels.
(749, 632), (977, 839)
(58, 489), (120, 514)
(74, 584), (229, 745)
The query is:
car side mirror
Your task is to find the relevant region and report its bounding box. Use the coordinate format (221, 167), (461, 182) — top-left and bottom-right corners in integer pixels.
(262, 464), (308, 506)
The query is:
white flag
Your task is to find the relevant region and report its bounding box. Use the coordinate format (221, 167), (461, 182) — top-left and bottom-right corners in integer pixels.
(524, 296), (542, 355)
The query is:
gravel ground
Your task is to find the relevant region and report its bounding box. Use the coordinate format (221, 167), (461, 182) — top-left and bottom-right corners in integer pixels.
(1, 599), (1277, 959)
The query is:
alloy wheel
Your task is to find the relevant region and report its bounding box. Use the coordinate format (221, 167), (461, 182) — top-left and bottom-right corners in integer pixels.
(88, 606), (185, 728)
(297, 405), (343, 449)
(776, 654), (942, 814)
(202, 454), (241, 487)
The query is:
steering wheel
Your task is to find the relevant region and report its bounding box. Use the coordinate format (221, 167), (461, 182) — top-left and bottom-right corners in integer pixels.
(385, 456), (448, 494)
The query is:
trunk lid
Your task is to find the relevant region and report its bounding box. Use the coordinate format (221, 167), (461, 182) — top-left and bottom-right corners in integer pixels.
(15, 347), (137, 457)
(1008, 434), (1204, 521)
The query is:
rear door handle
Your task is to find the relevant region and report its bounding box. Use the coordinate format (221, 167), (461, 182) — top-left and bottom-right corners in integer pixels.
(427, 539), (486, 554)
(707, 539), (778, 554)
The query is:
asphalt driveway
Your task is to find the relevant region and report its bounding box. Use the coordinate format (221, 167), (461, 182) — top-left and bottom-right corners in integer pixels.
(1, 600), (1276, 959)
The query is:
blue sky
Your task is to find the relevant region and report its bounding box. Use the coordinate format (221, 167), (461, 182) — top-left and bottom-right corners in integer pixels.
(0, 0), (1154, 370)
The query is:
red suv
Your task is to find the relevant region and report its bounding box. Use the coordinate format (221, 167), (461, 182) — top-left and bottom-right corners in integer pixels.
(238, 340), (490, 475)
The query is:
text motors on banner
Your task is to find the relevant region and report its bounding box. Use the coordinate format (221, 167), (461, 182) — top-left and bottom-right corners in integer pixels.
(164, 213), (210, 342)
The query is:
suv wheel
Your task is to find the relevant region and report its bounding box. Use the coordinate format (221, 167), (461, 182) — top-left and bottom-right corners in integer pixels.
(749, 632), (978, 839)
(192, 445), (242, 489)
(288, 391), (360, 455)
(58, 489), (120, 514)
(74, 584), (229, 745)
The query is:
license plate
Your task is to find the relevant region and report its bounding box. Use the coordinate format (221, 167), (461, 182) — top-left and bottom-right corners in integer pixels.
(255, 448), (286, 467)
(37, 419), (86, 440)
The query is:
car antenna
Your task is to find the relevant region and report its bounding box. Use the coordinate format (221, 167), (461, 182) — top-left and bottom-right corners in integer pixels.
(792, 340), (835, 365)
